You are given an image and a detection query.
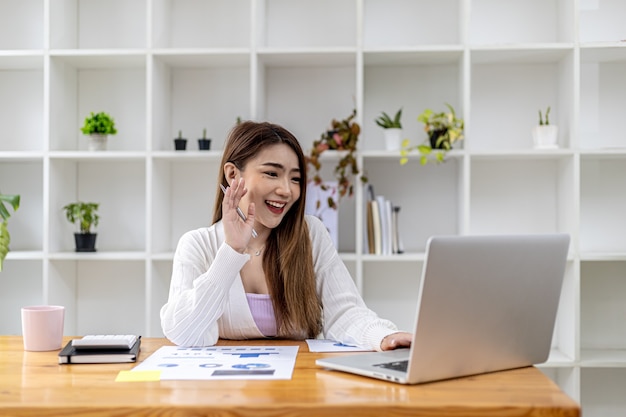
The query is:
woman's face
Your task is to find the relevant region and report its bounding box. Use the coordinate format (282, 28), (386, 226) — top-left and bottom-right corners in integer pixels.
(236, 143), (301, 233)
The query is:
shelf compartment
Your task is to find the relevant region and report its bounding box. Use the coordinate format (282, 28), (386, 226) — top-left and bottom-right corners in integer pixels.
(260, 0), (356, 48)
(363, 0), (461, 48)
(302, 151), (357, 253)
(470, 48), (574, 151)
(152, 0), (250, 49)
(48, 252), (147, 261)
(0, 53), (43, 69)
(363, 53), (463, 151)
(537, 367), (579, 403)
(362, 260), (419, 332)
(581, 261), (626, 354)
(581, 368), (626, 417)
(257, 50), (356, 67)
(49, 0), (146, 50)
(0, 260), (44, 335)
(469, 157), (575, 235)
(469, 0), (575, 45)
(0, 0), (43, 50)
(0, 63), (44, 151)
(579, 0), (626, 43)
(579, 47), (626, 150)
(363, 156), (462, 253)
(49, 260), (146, 335)
(581, 349), (626, 367)
(151, 159), (218, 253)
(552, 262), (577, 363)
(580, 157), (626, 252)
(48, 159), (146, 253)
(151, 54), (250, 152)
(49, 54), (146, 152)
(259, 61), (356, 145)
(150, 260), (173, 337)
(0, 160), (43, 251)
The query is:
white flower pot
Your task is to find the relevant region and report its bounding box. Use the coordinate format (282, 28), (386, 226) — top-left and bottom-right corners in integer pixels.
(531, 125), (558, 149)
(384, 128), (403, 151)
(88, 134), (108, 151)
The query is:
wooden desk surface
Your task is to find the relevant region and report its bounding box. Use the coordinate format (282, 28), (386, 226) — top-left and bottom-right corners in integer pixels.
(0, 336), (580, 417)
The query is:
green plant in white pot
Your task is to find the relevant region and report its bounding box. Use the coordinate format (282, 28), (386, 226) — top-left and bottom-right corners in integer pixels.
(80, 112), (117, 151)
(532, 106), (558, 149)
(0, 192), (20, 271)
(63, 202), (100, 252)
(375, 108), (403, 151)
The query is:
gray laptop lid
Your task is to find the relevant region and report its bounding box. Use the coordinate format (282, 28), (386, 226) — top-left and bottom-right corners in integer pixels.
(316, 233), (570, 384)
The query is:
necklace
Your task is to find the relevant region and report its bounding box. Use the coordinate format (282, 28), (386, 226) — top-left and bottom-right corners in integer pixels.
(246, 244), (265, 256)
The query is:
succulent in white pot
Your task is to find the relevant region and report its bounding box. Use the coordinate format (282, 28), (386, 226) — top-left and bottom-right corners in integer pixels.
(532, 106), (558, 149)
(375, 108), (403, 151)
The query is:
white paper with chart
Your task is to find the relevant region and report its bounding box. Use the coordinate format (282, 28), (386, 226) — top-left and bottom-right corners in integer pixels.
(131, 345), (299, 380)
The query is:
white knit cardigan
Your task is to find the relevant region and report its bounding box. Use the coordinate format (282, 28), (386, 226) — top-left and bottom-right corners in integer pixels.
(160, 215), (399, 351)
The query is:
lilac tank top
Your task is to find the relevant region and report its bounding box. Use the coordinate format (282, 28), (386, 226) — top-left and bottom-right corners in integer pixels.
(246, 293), (277, 337)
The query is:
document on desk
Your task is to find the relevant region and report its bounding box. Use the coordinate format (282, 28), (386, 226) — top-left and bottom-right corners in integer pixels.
(305, 339), (371, 352)
(131, 345), (299, 380)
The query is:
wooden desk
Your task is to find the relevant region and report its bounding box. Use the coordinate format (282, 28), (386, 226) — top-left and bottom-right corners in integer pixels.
(0, 336), (580, 417)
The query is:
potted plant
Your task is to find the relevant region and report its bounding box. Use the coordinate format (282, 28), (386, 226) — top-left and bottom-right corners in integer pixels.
(375, 108), (403, 151)
(532, 106), (558, 149)
(80, 112), (117, 151)
(198, 128), (211, 150)
(306, 109), (367, 210)
(0, 192), (20, 271)
(63, 202), (99, 252)
(400, 103), (464, 165)
(174, 130), (187, 151)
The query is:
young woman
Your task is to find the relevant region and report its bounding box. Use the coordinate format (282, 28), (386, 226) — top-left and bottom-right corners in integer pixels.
(160, 121), (412, 351)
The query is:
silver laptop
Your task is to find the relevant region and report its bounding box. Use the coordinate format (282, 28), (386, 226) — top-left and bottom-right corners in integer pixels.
(316, 233), (570, 384)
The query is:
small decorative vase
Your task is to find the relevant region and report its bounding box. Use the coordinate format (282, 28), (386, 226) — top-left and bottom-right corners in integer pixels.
(384, 128), (402, 151)
(74, 233), (97, 252)
(88, 134), (108, 151)
(174, 138), (187, 151)
(198, 138), (211, 150)
(532, 125), (558, 149)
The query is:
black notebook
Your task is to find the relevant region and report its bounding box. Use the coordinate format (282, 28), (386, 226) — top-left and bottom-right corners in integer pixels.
(58, 336), (141, 364)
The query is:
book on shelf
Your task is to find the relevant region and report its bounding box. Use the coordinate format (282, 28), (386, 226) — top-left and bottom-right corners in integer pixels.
(58, 336), (141, 364)
(365, 185), (403, 255)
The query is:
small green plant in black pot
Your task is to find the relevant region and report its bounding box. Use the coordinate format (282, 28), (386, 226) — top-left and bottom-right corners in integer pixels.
(63, 202), (100, 252)
(198, 128), (211, 150)
(174, 130), (187, 151)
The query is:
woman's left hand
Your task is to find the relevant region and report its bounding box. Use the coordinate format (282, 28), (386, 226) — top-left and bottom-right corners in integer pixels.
(380, 332), (412, 351)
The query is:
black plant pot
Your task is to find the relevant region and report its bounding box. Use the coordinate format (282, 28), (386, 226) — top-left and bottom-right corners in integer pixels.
(429, 129), (450, 150)
(74, 233), (97, 252)
(198, 138), (211, 150)
(174, 138), (187, 151)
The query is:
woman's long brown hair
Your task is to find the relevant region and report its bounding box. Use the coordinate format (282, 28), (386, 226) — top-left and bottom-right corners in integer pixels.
(213, 121), (322, 339)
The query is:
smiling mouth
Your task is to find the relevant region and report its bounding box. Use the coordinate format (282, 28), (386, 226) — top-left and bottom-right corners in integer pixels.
(266, 200), (286, 214)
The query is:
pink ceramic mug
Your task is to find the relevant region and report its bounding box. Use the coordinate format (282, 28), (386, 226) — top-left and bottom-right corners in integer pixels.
(21, 305), (65, 351)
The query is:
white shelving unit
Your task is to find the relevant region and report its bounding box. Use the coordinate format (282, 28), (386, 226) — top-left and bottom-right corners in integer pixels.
(1, 0), (625, 414)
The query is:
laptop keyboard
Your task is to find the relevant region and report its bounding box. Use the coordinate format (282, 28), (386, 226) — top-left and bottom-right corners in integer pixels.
(374, 360), (408, 372)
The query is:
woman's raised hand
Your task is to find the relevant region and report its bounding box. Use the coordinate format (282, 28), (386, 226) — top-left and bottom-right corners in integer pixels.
(222, 178), (255, 253)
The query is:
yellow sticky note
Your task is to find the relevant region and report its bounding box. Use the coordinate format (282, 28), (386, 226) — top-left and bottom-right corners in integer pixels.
(115, 370), (161, 382)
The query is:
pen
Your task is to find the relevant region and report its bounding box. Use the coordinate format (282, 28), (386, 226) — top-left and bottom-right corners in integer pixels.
(220, 183), (258, 238)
